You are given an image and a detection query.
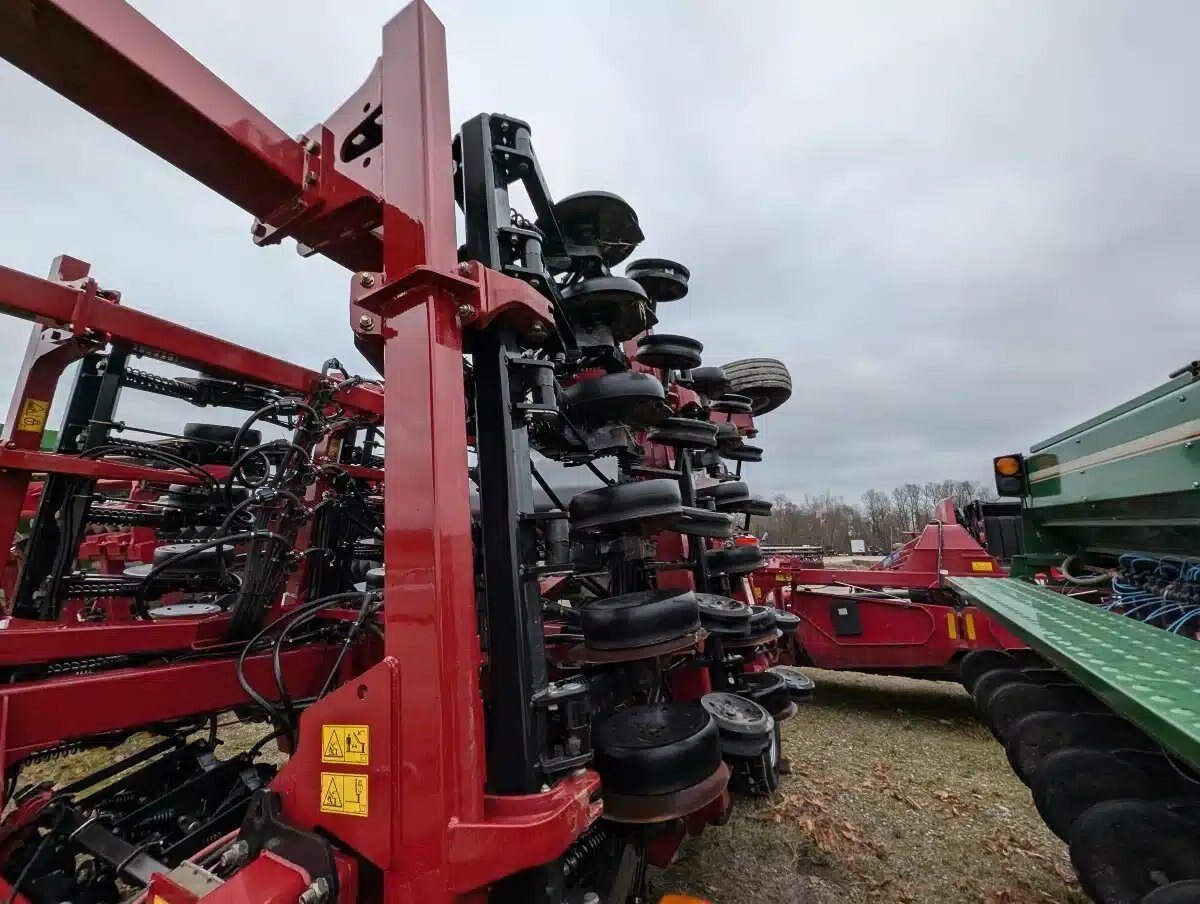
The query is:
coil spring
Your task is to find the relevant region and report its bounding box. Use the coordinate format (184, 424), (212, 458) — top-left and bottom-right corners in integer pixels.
(66, 579), (143, 599)
(561, 824), (609, 881)
(87, 505), (167, 528)
(104, 790), (143, 810)
(46, 655), (130, 676)
(139, 807), (177, 828)
(123, 368), (198, 401)
(22, 739), (89, 766)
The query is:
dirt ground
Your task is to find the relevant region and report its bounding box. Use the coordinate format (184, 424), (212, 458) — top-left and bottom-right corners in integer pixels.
(655, 668), (1087, 904)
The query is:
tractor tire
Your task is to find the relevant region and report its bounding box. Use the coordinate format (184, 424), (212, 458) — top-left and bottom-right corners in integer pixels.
(721, 358), (792, 416)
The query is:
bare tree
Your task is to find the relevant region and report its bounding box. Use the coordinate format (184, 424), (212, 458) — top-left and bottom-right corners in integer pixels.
(751, 477), (995, 551)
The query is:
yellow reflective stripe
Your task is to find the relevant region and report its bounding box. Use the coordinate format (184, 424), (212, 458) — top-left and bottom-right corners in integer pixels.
(946, 612), (958, 640)
(964, 613), (977, 641)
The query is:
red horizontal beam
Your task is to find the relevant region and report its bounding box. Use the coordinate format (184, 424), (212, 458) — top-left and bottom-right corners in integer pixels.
(0, 0), (304, 220)
(0, 616), (230, 666)
(0, 447), (206, 484)
(789, 568), (943, 590)
(0, 264), (382, 417)
(0, 644), (336, 764)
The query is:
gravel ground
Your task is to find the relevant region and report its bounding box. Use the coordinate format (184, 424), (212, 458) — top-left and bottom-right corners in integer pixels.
(655, 668), (1089, 904)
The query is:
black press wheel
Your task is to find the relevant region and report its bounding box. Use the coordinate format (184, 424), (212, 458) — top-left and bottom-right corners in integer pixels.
(682, 366), (729, 401)
(562, 371), (668, 428)
(1032, 747), (1152, 841)
(958, 649), (1016, 694)
(1071, 800), (1200, 904)
(625, 258), (690, 302)
(635, 333), (703, 372)
(1143, 880), (1200, 903)
(695, 594), (752, 638)
(568, 479), (683, 536)
(645, 417), (718, 450)
(705, 544), (764, 576)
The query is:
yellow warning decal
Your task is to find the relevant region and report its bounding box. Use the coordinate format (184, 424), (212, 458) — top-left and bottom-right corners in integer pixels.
(16, 398), (50, 432)
(774, 573), (792, 582)
(970, 561), (995, 572)
(946, 612), (959, 640)
(319, 772), (368, 817)
(152, 897), (169, 904)
(964, 613), (977, 641)
(321, 724), (369, 765)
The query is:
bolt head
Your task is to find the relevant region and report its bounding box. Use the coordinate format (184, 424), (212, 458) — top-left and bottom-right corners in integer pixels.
(457, 261), (471, 274)
(358, 315), (375, 330)
(305, 170), (318, 186)
(358, 273), (375, 288)
(457, 303), (476, 319)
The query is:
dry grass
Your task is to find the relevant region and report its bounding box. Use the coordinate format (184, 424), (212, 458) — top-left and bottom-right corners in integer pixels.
(654, 668), (1088, 904)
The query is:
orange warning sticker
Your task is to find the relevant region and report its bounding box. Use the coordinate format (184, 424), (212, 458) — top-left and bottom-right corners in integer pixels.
(321, 724), (369, 765)
(970, 561), (995, 572)
(15, 398), (49, 432)
(319, 772), (368, 817)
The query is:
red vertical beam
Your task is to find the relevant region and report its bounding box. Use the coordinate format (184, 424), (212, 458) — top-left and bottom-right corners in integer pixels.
(377, 3), (485, 901)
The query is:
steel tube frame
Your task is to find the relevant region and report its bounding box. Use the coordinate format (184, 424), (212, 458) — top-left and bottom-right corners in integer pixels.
(0, 2), (594, 901)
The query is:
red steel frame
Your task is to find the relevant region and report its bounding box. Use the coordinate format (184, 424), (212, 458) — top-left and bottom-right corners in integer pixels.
(0, 2), (594, 902)
(747, 500), (1026, 674)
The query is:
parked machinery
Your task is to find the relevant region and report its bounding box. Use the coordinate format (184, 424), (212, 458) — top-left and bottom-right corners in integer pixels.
(748, 501), (1027, 678)
(0, 3), (804, 902)
(953, 367), (1200, 903)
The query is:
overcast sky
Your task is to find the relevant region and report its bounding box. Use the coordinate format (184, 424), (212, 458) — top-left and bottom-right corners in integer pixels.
(1, 1), (1197, 502)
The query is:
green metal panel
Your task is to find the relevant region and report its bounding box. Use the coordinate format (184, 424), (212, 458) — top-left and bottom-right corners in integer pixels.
(951, 576), (1200, 770)
(1013, 369), (1200, 563)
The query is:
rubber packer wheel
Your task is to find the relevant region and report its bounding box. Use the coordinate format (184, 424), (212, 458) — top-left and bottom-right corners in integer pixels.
(1143, 880), (1200, 903)
(1005, 711), (1151, 786)
(958, 649), (1016, 694)
(1071, 800), (1200, 904)
(1032, 747), (1151, 841)
(983, 681), (1100, 743)
(721, 358), (792, 416)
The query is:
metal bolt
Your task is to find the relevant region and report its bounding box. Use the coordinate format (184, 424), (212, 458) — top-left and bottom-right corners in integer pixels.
(305, 170), (318, 186)
(1193, 481), (1199, 489)
(527, 323), (548, 343)
(457, 261), (471, 274)
(457, 303), (476, 320)
(358, 315), (375, 331)
(582, 894), (600, 904)
(298, 877), (332, 904)
(540, 783), (551, 793)
(219, 840), (250, 871)
(358, 273), (375, 288)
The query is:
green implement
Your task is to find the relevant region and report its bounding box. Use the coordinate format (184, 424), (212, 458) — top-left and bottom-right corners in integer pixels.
(951, 575), (1200, 770)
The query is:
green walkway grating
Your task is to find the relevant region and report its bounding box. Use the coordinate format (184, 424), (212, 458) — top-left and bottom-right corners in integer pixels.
(951, 576), (1200, 769)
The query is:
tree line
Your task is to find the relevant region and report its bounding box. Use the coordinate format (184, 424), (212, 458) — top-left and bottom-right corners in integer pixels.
(752, 479), (997, 552)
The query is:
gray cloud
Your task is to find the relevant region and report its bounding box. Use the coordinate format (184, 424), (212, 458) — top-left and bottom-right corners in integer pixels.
(1, 0), (1197, 503)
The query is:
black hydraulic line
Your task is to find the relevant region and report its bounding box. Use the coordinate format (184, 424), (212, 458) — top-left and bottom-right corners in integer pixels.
(529, 460), (567, 511)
